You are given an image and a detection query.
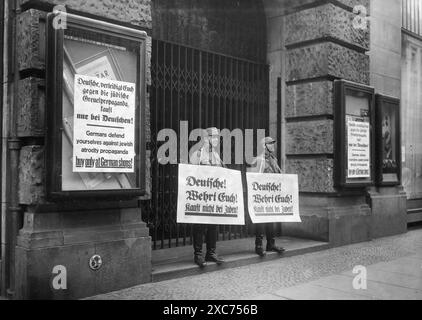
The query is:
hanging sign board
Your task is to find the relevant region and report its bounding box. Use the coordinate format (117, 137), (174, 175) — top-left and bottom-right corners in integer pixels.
(177, 164), (245, 225)
(246, 173), (301, 224)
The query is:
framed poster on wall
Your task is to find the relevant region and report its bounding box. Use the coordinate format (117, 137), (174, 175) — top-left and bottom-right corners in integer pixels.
(375, 95), (401, 186)
(46, 12), (147, 199)
(334, 80), (375, 188)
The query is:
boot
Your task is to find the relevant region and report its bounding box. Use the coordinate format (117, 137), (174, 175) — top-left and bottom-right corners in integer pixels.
(255, 236), (266, 257)
(194, 254), (206, 268)
(204, 226), (224, 265)
(194, 246), (206, 268)
(205, 249), (225, 265)
(193, 225), (206, 268)
(266, 239), (286, 254)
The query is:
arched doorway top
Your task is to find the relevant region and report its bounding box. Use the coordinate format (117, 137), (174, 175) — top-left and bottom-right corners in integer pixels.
(151, 0), (267, 63)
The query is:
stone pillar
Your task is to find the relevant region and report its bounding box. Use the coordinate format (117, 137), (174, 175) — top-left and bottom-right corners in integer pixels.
(281, 0), (373, 245)
(367, 0), (407, 238)
(13, 0), (152, 299)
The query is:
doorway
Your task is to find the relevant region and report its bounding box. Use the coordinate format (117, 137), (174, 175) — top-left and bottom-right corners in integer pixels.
(142, 39), (270, 250)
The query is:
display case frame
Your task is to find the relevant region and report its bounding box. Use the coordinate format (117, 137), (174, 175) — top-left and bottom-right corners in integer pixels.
(334, 80), (376, 189)
(45, 12), (147, 200)
(375, 94), (402, 186)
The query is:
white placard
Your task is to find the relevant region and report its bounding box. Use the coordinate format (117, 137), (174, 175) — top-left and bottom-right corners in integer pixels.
(347, 117), (371, 178)
(73, 74), (136, 173)
(177, 164), (245, 226)
(246, 173), (301, 224)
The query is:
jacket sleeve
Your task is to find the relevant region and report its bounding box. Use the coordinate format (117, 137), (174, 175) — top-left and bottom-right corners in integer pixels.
(246, 158), (258, 173)
(189, 150), (202, 165)
(250, 156), (265, 173)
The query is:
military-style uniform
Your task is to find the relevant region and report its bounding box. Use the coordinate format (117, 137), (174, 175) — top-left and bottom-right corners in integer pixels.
(252, 137), (286, 256)
(190, 128), (225, 268)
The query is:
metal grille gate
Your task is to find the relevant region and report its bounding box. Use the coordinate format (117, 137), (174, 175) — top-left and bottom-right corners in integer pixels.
(143, 39), (270, 250)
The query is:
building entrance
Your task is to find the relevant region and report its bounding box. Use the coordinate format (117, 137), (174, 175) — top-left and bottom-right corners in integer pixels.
(142, 39), (270, 250)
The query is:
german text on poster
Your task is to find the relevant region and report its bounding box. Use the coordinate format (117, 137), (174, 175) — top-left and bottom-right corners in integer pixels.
(347, 116), (371, 178)
(73, 74), (136, 173)
(246, 173), (301, 223)
(177, 164), (245, 225)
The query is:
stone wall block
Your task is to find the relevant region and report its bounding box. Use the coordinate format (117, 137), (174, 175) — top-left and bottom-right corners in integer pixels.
(140, 150), (152, 201)
(19, 0), (152, 29)
(327, 42), (369, 83)
(337, 0), (370, 12)
(17, 9), (45, 71)
(18, 78), (45, 137)
(19, 146), (45, 205)
(286, 81), (333, 118)
(287, 42), (369, 84)
(285, 3), (369, 50)
(286, 158), (335, 193)
(287, 120), (334, 155)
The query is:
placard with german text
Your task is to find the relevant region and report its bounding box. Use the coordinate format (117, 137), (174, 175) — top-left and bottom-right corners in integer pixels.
(347, 116), (371, 179)
(246, 173), (301, 224)
(73, 74), (136, 173)
(177, 164), (245, 225)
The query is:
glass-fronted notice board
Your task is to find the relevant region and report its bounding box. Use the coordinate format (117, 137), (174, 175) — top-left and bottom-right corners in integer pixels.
(46, 13), (147, 198)
(335, 80), (375, 189)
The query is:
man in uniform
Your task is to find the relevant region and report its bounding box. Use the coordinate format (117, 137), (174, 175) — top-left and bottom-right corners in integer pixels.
(190, 127), (226, 268)
(251, 137), (286, 257)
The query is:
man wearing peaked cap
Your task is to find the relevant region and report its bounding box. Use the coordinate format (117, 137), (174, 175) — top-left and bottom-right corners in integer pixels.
(263, 137), (276, 145)
(251, 136), (286, 257)
(206, 127), (220, 136)
(189, 127), (225, 268)
(190, 127), (224, 167)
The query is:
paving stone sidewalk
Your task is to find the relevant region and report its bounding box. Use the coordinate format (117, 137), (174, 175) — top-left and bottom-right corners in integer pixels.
(253, 254), (422, 300)
(88, 229), (422, 300)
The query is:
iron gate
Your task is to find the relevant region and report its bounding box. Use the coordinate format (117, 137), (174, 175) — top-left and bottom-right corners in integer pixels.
(142, 39), (270, 250)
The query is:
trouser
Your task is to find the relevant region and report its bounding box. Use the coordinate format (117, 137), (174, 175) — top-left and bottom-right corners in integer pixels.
(193, 224), (217, 256)
(255, 223), (276, 246)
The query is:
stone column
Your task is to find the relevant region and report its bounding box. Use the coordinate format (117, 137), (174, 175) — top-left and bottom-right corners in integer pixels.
(13, 0), (153, 299)
(281, 0), (373, 245)
(367, 0), (407, 238)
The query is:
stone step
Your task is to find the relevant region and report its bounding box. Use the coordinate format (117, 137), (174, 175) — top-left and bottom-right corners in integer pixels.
(152, 237), (330, 283)
(408, 209), (422, 224)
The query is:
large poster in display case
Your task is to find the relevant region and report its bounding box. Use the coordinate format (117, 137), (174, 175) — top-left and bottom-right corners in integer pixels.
(375, 95), (401, 186)
(46, 13), (147, 199)
(334, 80), (375, 188)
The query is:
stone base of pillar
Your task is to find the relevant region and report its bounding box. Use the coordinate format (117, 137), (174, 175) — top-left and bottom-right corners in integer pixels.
(368, 187), (408, 239)
(14, 207), (151, 300)
(282, 195), (373, 247)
